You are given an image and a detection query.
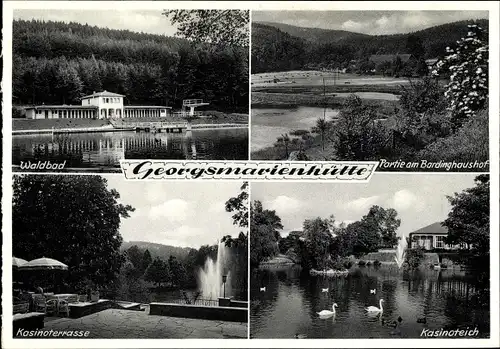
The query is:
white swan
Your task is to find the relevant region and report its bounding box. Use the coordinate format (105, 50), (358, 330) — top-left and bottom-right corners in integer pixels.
(260, 287), (266, 292)
(365, 299), (384, 313)
(321, 288), (329, 293)
(370, 289), (376, 294)
(317, 303), (338, 316)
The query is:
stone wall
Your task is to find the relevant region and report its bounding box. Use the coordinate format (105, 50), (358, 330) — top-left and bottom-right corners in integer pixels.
(149, 303), (248, 323)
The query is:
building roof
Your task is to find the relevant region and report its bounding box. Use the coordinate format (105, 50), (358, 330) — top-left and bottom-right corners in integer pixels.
(369, 54), (413, 64)
(410, 222), (448, 236)
(125, 106), (172, 109)
(81, 90), (125, 99)
(25, 105), (99, 110)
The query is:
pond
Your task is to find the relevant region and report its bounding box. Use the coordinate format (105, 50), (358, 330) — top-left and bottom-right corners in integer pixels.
(250, 265), (490, 339)
(12, 128), (249, 171)
(251, 106), (339, 152)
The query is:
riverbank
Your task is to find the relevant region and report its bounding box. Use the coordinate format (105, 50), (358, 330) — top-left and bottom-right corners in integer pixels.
(13, 114), (249, 135)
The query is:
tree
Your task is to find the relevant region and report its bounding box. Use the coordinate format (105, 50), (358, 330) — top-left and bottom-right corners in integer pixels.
(332, 95), (390, 160)
(345, 221), (380, 257)
(163, 10), (249, 50)
(250, 201), (283, 267)
(225, 182), (248, 230)
(432, 24), (488, 126)
(142, 249), (153, 273)
(443, 174), (489, 254)
(13, 175), (134, 291)
(168, 256), (187, 287)
(126, 245), (143, 271)
(144, 257), (170, 287)
(303, 217), (333, 270)
(361, 206), (401, 248)
(312, 117), (329, 151)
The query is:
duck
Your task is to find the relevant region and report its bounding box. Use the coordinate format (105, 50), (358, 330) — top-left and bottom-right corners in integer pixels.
(365, 299), (384, 313)
(295, 333), (307, 339)
(259, 287), (266, 292)
(321, 288), (329, 293)
(417, 317), (427, 324)
(370, 289), (376, 294)
(317, 303), (338, 316)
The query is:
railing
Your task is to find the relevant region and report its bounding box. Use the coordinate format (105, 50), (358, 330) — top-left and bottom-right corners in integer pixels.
(169, 298), (219, 307)
(183, 99), (205, 106)
(172, 111), (204, 118)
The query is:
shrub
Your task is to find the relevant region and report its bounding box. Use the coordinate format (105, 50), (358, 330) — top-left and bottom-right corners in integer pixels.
(417, 106), (488, 164)
(366, 261), (372, 266)
(373, 260), (381, 267)
(405, 247), (426, 269)
(358, 260), (366, 266)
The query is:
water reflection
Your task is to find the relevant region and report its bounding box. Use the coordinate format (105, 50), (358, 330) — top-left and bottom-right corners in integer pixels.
(13, 128), (249, 170)
(250, 266), (489, 338)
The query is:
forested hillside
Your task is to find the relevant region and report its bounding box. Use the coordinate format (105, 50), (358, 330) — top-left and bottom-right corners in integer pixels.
(13, 19), (249, 112)
(252, 19), (488, 73)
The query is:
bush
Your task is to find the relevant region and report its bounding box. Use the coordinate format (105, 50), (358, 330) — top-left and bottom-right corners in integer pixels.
(290, 129), (310, 136)
(343, 260), (354, 270)
(373, 260), (381, 267)
(405, 247), (426, 269)
(417, 106), (488, 164)
(358, 260), (366, 266)
(366, 261), (372, 266)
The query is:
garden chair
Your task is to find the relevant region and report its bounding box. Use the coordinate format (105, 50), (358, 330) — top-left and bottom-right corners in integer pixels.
(58, 300), (70, 317)
(13, 302), (30, 314)
(67, 295), (79, 303)
(78, 294), (88, 302)
(33, 295), (47, 313)
(45, 299), (58, 316)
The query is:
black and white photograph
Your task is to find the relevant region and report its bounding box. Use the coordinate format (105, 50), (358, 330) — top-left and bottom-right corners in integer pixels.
(250, 11), (489, 171)
(12, 9), (250, 172)
(250, 174), (490, 338)
(12, 175), (248, 338)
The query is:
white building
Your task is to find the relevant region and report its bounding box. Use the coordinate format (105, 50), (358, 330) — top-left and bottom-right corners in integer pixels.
(25, 90), (172, 120)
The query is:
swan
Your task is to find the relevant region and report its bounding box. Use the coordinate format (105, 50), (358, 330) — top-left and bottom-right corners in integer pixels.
(321, 288), (329, 293)
(370, 289), (376, 294)
(317, 303), (338, 316)
(295, 333), (307, 339)
(260, 287), (266, 292)
(365, 299), (384, 313)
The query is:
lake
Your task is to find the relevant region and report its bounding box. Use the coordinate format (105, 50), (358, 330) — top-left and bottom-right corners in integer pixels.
(13, 128), (249, 170)
(250, 265), (490, 339)
(251, 106), (339, 152)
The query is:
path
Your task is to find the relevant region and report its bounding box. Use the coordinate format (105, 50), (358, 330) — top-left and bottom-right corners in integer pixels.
(41, 308), (247, 338)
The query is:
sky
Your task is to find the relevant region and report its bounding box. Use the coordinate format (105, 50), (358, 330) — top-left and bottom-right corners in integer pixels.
(252, 11), (488, 35)
(251, 174), (479, 238)
(14, 9), (178, 36)
(103, 176), (244, 249)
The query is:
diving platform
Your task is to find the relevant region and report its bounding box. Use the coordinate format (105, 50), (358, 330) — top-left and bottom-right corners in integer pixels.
(182, 99), (210, 117)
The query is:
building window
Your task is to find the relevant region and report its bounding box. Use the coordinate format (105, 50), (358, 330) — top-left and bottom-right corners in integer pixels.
(435, 236), (445, 249)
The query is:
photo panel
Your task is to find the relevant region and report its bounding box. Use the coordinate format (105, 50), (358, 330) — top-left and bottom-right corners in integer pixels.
(250, 174), (490, 339)
(12, 174), (249, 339)
(12, 9), (250, 173)
(250, 11), (490, 173)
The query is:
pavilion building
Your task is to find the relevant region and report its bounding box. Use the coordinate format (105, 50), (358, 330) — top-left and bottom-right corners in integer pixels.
(25, 91), (172, 120)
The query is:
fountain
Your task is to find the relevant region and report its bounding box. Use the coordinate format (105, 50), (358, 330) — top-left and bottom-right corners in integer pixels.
(394, 234), (407, 269)
(198, 240), (232, 300)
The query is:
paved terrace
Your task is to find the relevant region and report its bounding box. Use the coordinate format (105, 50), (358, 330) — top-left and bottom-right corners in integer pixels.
(42, 308), (247, 339)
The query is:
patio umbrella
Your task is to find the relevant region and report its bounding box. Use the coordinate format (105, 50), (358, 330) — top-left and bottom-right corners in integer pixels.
(19, 257), (68, 271)
(12, 257), (28, 268)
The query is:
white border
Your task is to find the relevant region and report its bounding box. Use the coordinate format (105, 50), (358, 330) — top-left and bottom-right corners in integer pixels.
(2, 1), (499, 348)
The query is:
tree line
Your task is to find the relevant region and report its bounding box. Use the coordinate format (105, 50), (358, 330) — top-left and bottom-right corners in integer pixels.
(13, 19), (248, 112)
(250, 200), (401, 270)
(251, 19), (488, 74)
